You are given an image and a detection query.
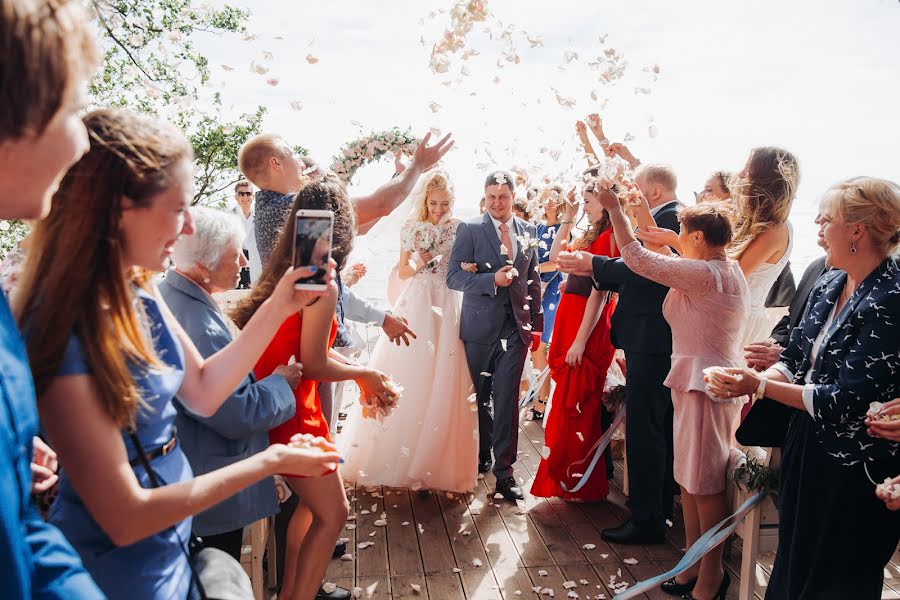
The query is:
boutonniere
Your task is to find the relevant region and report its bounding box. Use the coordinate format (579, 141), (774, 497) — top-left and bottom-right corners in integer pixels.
(515, 232), (540, 253)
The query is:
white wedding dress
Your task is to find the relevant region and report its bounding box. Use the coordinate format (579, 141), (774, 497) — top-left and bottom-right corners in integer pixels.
(339, 218), (478, 492)
(739, 222), (794, 351)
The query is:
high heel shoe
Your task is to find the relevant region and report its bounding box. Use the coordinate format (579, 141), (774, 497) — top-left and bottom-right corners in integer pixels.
(682, 571), (730, 600)
(660, 576), (695, 596)
(530, 398), (547, 421)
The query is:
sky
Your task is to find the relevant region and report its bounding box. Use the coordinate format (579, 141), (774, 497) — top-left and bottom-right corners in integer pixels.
(194, 0), (900, 289)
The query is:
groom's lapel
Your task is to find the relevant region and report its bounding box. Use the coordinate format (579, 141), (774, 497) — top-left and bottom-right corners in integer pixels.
(480, 213), (504, 267)
(513, 218), (530, 271)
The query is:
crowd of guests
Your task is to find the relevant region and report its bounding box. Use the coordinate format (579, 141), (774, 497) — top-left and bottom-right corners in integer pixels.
(2, 2), (899, 600)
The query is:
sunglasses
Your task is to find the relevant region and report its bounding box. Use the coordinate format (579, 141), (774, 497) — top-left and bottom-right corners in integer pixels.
(237, 191), (253, 197)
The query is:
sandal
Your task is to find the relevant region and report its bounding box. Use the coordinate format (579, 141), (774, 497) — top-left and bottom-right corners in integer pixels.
(530, 398), (547, 421)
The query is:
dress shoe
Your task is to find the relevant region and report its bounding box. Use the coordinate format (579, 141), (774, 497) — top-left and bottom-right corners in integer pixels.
(683, 571), (729, 600)
(495, 476), (525, 501)
(601, 520), (665, 545)
(316, 584), (351, 599)
(331, 539), (347, 559)
(478, 458), (493, 474)
(661, 576), (696, 596)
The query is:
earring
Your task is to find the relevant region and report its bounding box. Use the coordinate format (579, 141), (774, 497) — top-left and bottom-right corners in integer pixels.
(850, 240), (857, 254)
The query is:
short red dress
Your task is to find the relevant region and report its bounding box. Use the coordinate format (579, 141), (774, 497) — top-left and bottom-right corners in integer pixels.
(531, 230), (619, 501)
(255, 313), (337, 476)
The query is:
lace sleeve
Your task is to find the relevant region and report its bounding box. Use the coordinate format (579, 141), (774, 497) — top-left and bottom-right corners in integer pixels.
(400, 220), (416, 252)
(620, 240), (715, 294)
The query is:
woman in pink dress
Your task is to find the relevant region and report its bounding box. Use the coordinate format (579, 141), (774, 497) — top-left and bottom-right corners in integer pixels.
(596, 191), (749, 600)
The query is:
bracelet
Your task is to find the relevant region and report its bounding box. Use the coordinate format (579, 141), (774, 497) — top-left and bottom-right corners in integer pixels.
(560, 220), (572, 225)
(597, 137), (609, 145)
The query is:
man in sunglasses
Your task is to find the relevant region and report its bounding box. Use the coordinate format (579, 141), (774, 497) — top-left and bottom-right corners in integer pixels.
(231, 180), (260, 288)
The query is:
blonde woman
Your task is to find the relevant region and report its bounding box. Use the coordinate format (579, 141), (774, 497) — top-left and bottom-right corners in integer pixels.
(339, 170), (477, 492)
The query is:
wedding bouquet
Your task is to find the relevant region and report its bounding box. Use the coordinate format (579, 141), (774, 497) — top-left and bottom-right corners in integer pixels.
(402, 221), (439, 265)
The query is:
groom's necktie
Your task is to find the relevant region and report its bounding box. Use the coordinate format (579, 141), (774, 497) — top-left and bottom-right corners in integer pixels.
(499, 222), (514, 262)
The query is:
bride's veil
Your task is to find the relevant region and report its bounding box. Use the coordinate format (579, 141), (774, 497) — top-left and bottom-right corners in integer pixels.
(345, 167), (451, 307)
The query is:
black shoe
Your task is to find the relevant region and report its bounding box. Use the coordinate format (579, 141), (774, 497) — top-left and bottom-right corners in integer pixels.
(495, 477), (525, 501)
(601, 520), (665, 545)
(478, 458), (493, 474)
(661, 576), (696, 596)
(331, 539), (347, 559)
(529, 398), (547, 421)
(317, 584), (351, 599)
(683, 571), (729, 600)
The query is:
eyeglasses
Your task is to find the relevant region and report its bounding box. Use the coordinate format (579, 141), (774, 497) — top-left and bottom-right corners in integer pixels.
(237, 191), (253, 197)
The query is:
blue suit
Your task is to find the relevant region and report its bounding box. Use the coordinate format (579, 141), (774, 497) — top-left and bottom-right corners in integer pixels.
(0, 294), (104, 599)
(446, 213), (543, 478)
(158, 270), (295, 537)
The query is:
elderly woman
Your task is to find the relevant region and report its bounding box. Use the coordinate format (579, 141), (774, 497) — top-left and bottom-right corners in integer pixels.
(709, 176), (900, 599)
(158, 206), (301, 560)
(582, 189), (748, 600)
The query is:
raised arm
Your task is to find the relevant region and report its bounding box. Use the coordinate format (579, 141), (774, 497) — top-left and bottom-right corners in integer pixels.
(549, 190), (578, 262)
(162, 266), (326, 418)
(576, 120), (598, 167)
(353, 132), (454, 232)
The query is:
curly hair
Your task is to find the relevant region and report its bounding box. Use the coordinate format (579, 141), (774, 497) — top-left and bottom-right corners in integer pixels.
(230, 179), (355, 329)
(571, 178), (611, 251)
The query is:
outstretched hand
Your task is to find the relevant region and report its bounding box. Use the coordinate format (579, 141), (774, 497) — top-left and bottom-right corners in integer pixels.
(636, 226), (681, 253)
(410, 131), (455, 173)
(556, 250), (594, 276)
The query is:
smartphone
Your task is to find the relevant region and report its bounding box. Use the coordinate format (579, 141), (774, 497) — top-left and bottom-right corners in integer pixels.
(291, 209), (334, 290)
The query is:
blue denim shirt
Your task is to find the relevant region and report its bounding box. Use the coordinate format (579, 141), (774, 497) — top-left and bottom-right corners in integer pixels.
(0, 293), (104, 599)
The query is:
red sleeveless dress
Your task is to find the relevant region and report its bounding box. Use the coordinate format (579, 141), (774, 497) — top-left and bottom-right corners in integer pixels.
(531, 230), (619, 501)
(255, 314), (337, 475)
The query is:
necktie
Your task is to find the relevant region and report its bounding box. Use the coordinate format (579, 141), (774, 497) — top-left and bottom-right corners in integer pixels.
(499, 222), (514, 263)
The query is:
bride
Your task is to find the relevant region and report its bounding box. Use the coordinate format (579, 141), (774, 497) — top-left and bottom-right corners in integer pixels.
(339, 169), (478, 493)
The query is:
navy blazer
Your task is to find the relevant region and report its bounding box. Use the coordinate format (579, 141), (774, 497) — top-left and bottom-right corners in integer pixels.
(780, 258), (900, 466)
(158, 270), (296, 536)
(589, 202), (681, 355)
(446, 213), (544, 345)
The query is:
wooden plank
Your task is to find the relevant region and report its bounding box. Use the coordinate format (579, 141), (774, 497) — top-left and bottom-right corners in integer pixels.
(526, 499), (589, 567)
(524, 565), (568, 598)
(558, 563), (617, 600)
(384, 487), (425, 577)
(356, 487), (390, 578)
(545, 498), (617, 565)
(437, 491), (488, 572)
(466, 478), (523, 572)
(423, 573), (466, 600)
(356, 577), (391, 599)
(390, 575), (430, 599)
(492, 490), (555, 567)
(410, 489), (457, 575)
(459, 567), (503, 600)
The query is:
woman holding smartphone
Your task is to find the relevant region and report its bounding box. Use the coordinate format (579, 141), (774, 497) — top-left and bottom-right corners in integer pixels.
(232, 179), (398, 600)
(15, 109), (341, 600)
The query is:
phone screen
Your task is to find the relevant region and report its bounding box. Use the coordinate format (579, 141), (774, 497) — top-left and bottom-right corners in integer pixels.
(292, 213), (333, 286)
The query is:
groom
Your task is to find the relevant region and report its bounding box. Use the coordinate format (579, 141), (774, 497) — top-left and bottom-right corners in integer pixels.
(447, 171), (543, 500)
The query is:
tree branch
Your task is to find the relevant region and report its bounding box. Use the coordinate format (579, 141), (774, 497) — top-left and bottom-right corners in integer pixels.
(91, 0), (160, 83)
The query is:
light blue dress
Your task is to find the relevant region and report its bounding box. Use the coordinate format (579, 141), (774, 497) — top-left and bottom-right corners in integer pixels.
(49, 286), (196, 600)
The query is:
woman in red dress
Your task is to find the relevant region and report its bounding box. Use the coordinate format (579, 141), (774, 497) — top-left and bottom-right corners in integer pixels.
(531, 182), (619, 502)
(232, 180), (396, 600)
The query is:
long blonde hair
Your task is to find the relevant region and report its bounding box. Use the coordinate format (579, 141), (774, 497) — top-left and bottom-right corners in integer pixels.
(727, 147), (799, 259)
(14, 109), (193, 429)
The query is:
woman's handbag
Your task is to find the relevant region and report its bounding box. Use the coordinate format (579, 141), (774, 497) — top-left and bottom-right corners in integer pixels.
(129, 431), (253, 600)
(735, 397), (795, 448)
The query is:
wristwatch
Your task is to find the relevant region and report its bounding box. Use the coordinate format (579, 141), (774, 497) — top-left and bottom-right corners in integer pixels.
(753, 377), (768, 401)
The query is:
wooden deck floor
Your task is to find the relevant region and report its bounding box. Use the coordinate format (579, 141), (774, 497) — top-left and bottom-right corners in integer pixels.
(314, 417), (900, 600)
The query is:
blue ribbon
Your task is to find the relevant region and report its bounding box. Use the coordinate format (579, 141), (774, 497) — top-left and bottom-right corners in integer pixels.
(613, 490), (768, 598)
(520, 366), (551, 408)
(559, 405), (625, 493)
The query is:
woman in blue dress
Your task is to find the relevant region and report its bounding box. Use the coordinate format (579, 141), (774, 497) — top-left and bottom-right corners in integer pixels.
(530, 185), (567, 420)
(14, 109), (343, 600)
